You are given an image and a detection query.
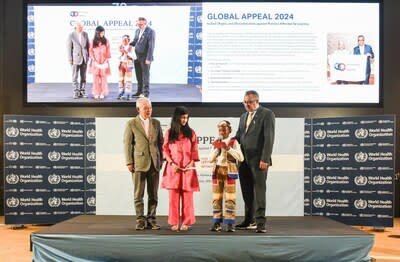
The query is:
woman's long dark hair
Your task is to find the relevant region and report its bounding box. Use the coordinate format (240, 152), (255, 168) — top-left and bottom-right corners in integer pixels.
(92, 26), (107, 48)
(168, 106), (192, 143)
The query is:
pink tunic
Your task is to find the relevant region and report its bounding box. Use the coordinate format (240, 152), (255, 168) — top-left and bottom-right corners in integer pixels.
(89, 41), (111, 96)
(89, 41), (111, 75)
(161, 128), (200, 192)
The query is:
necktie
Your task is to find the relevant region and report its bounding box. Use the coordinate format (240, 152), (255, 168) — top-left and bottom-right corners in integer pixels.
(245, 112), (254, 132)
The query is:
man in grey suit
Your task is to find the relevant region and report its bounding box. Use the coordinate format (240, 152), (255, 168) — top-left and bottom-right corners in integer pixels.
(67, 21), (90, 99)
(123, 97), (164, 230)
(130, 17), (155, 98)
(235, 90), (275, 233)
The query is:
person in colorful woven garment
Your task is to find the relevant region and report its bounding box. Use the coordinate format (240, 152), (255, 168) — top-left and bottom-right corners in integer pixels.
(209, 120), (244, 232)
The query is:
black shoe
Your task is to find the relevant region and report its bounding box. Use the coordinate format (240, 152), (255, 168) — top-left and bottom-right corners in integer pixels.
(226, 224), (235, 232)
(135, 220), (145, 230)
(235, 221), (250, 230)
(209, 223), (222, 232)
(79, 91), (87, 98)
(131, 92), (142, 97)
(247, 222), (257, 230)
(256, 223), (267, 233)
(235, 221), (256, 230)
(146, 221), (161, 230)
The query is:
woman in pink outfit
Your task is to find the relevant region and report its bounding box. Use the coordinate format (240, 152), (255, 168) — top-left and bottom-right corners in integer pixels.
(89, 26), (110, 100)
(161, 106), (200, 231)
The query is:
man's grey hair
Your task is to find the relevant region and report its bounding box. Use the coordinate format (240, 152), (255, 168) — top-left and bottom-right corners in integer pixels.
(245, 90), (259, 99)
(136, 97), (152, 108)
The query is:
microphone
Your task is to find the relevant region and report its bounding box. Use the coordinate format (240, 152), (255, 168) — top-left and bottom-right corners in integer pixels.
(217, 135), (223, 141)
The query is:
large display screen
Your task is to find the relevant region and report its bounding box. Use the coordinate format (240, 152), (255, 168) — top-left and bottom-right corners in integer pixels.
(25, 1), (381, 105)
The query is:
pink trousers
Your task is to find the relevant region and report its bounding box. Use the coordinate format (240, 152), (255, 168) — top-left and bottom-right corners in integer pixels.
(168, 189), (195, 225)
(92, 74), (109, 97)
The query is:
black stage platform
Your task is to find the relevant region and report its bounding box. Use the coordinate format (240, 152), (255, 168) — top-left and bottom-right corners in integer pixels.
(31, 215), (373, 262)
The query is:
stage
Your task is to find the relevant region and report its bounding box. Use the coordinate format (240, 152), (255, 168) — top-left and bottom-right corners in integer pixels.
(31, 215), (373, 262)
(27, 83), (202, 103)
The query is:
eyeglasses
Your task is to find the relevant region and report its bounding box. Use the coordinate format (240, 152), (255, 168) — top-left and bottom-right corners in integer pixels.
(243, 100), (257, 105)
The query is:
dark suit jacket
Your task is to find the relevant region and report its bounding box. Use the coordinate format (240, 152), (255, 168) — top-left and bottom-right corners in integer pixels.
(123, 116), (163, 172)
(235, 106), (275, 166)
(130, 26), (155, 62)
(353, 44), (374, 74)
(66, 31), (90, 64)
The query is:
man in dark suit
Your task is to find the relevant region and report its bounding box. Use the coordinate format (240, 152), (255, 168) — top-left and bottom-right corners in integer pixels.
(123, 97), (163, 230)
(353, 35), (374, 84)
(67, 21), (90, 99)
(234, 90), (275, 233)
(130, 17), (155, 98)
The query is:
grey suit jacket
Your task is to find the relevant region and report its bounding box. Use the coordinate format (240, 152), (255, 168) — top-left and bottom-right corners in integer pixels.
(235, 106), (275, 166)
(67, 31), (90, 65)
(123, 116), (163, 172)
(131, 26), (155, 62)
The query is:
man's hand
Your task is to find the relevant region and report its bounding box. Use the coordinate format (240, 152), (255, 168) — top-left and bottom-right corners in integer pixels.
(259, 161), (270, 170)
(127, 164), (134, 173)
(145, 59), (151, 65)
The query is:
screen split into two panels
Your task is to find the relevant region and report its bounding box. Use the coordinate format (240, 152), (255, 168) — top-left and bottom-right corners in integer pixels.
(25, 1), (381, 105)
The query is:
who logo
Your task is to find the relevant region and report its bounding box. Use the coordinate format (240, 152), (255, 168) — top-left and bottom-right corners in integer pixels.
(6, 150), (19, 161)
(87, 196), (96, 207)
(86, 152), (96, 161)
(48, 151), (61, 161)
(313, 175), (326, 185)
(48, 174), (61, 185)
(87, 174), (96, 184)
(5, 127), (19, 137)
(354, 152), (368, 163)
(354, 175), (368, 186)
(87, 129), (96, 139)
(6, 173), (19, 184)
(6, 197), (20, 208)
(196, 32), (202, 41)
(313, 129), (326, 139)
(313, 152), (326, 163)
(48, 128), (61, 139)
(313, 198), (326, 208)
(48, 197), (61, 208)
(354, 199), (368, 209)
(354, 128), (368, 139)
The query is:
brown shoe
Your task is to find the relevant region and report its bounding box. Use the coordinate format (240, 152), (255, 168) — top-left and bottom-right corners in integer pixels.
(146, 221), (161, 230)
(135, 220), (145, 230)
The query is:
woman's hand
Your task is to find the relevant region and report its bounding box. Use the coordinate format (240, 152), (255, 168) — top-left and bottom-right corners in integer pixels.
(170, 162), (181, 172)
(184, 160), (194, 169)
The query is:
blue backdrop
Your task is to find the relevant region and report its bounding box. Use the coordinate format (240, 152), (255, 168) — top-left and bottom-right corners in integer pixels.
(304, 115), (395, 227)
